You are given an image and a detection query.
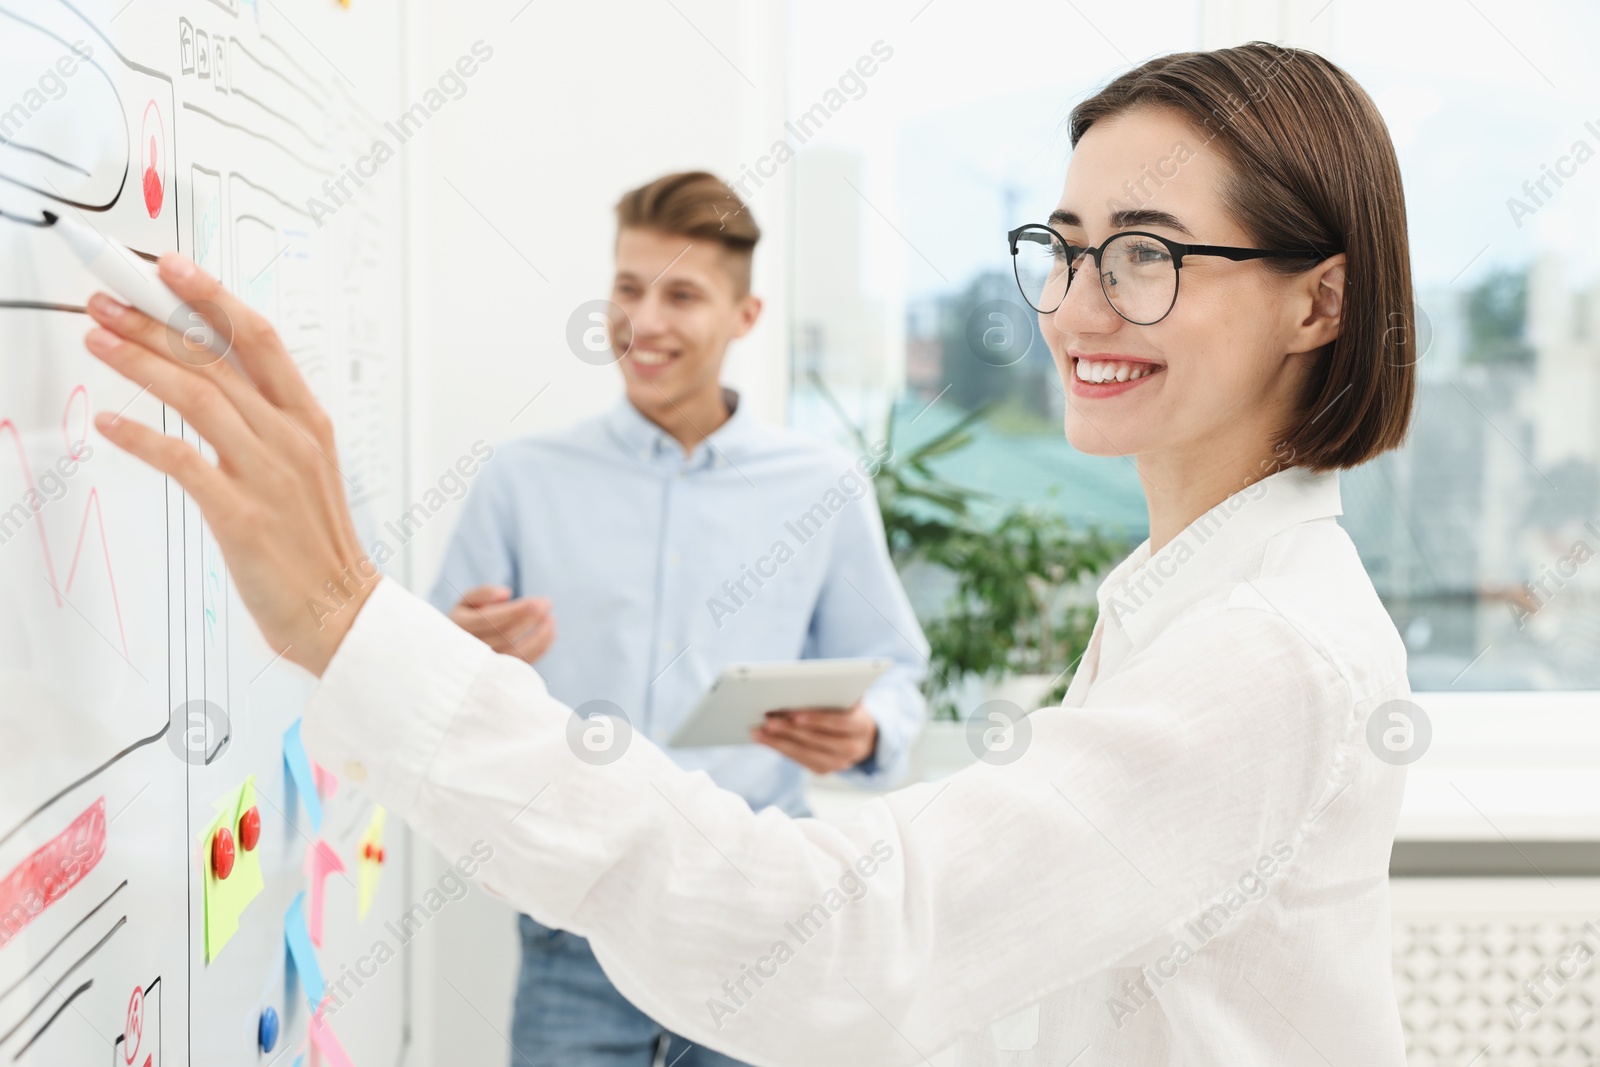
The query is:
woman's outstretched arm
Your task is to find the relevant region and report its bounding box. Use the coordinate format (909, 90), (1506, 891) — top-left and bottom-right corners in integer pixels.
(83, 257), (1361, 1066)
(304, 576), (1356, 1065)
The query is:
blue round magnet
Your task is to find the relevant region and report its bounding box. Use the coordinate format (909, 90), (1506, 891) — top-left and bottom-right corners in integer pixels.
(259, 1005), (279, 1052)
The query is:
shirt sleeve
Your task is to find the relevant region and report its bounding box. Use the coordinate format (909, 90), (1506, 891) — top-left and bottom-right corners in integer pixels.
(802, 482), (929, 788)
(302, 577), (1356, 1067)
(426, 461), (519, 613)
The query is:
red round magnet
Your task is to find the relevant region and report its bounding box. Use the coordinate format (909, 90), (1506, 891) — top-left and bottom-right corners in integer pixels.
(238, 805), (261, 851)
(212, 826), (235, 880)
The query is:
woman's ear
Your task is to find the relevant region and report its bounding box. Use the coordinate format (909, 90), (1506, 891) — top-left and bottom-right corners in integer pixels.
(1292, 254), (1346, 354)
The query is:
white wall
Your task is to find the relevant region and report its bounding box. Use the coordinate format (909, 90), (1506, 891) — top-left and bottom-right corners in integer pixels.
(398, 3), (790, 1063)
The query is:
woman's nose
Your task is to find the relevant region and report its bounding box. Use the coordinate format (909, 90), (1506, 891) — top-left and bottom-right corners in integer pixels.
(1052, 263), (1121, 334)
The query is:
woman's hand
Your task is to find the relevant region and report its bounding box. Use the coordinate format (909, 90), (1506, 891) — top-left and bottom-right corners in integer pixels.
(82, 254), (377, 676)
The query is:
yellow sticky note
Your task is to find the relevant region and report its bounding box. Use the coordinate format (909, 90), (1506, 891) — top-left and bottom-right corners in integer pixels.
(357, 806), (386, 921)
(203, 775), (266, 962)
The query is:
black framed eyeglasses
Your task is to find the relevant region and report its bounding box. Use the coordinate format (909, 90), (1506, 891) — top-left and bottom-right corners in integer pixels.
(1007, 224), (1333, 326)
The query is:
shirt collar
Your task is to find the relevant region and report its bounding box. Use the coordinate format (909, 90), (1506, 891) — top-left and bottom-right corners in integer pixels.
(1095, 465), (1343, 648)
(603, 387), (758, 472)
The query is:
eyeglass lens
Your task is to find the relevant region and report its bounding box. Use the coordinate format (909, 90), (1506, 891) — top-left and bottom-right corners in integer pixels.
(1012, 227), (1178, 325)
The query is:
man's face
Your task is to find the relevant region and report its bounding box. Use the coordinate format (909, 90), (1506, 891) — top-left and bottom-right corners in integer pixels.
(608, 227), (760, 415)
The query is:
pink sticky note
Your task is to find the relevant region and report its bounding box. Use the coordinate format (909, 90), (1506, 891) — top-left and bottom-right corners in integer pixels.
(305, 839), (346, 948)
(309, 1003), (355, 1067)
(312, 762), (340, 803)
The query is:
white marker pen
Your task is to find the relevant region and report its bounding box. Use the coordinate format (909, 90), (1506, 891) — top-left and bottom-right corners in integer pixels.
(46, 210), (234, 365)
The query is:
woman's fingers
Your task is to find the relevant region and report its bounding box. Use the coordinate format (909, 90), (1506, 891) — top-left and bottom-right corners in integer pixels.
(84, 293), (290, 449)
(84, 327), (265, 472)
(85, 290), (206, 365)
(92, 409), (235, 516)
(80, 261), (372, 676)
(155, 254), (320, 418)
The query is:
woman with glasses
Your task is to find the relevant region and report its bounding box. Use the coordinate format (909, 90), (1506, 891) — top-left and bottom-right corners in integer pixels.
(82, 40), (1415, 1067)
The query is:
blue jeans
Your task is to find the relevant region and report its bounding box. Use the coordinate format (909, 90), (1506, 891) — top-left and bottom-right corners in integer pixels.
(511, 913), (753, 1067)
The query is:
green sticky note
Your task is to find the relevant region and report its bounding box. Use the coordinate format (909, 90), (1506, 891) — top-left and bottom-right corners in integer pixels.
(203, 775), (266, 962)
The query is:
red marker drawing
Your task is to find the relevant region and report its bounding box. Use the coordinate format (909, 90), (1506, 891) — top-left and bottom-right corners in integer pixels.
(0, 387), (130, 655)
(0, 798), (107, 947)
(140, 101), (164, 218)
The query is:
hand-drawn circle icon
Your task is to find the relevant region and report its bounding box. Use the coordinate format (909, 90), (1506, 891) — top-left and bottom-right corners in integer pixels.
(1365, 698), (1431, 766)
(165, 299), (234, 368)
(140, 101), (165, 219)
(964, 299), (1035, 368)
(124, 984), (144, 1064)
(965, 699), (1032, 765)
(167, 698), (231, 765)
(566, 299), (631, 367)
(566, 699), (633, 765)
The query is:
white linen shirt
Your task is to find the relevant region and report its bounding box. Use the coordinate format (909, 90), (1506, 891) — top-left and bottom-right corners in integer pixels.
(303, 463), (1412, 1066)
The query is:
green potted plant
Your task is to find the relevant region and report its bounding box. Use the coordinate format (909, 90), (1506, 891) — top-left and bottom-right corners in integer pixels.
(918, 501), (1120, 717)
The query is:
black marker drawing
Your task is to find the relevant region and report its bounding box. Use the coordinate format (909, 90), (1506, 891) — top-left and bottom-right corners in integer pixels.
(9, 979), (90, 1060)
(0, 882), (128, 1006)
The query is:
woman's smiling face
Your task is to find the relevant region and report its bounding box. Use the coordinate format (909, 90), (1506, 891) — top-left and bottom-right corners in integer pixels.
(1043, 106), (1336, 471)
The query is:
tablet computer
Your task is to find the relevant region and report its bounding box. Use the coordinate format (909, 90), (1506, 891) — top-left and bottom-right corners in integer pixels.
(666, 658), (894, 748)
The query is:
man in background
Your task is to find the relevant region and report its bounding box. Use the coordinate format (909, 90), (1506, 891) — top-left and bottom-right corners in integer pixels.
(430, 171), (928, 1067)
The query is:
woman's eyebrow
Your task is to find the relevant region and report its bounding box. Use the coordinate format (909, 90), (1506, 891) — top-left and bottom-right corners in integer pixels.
(1048, 207), (1195, 238)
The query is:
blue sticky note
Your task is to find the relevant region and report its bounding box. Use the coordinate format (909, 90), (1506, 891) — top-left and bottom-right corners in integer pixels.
(284, 892), (324, 1012)
(283, 719), (323, 832)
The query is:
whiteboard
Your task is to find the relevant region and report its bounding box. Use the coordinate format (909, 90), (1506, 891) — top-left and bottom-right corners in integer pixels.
(0, 0), (413, 1062)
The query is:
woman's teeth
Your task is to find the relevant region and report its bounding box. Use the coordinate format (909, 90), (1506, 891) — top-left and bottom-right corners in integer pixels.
(1075, 359), (1161, 383)
(632, 349), (672, 365)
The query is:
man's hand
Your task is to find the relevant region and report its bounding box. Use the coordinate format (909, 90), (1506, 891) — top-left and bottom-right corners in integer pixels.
(449, 584), (556, 664)
(82, 255), (374, 676)
(751, 700), (878, 775)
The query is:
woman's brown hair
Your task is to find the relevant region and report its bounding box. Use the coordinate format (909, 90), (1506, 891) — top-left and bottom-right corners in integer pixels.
(1069, 41), (1415, 471)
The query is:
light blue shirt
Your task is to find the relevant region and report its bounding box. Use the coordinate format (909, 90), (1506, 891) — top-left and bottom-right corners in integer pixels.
(428, 391), (929, 816)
